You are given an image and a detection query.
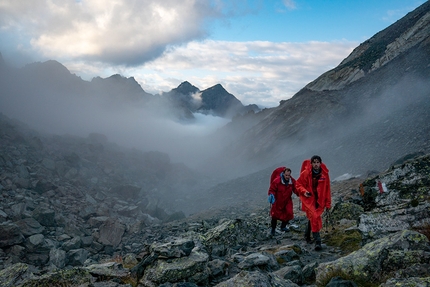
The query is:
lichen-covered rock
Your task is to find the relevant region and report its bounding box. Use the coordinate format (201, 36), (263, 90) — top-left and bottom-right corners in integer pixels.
(140, 250), (209, 286)
(19, 267), (94, 286)
(330, 202), (364, 223)
(85, 261), (130, 281)
(315, 230), (430, 286)
(0, 263), (34, 287)
(203, 219), (264, 257)
(361, 154), (430, 209)
(357, 154), (430, 243)
(380, 277), (430, 287)
(214, 270), (299, 287)
(236, 252), (278, 270)
(272, 265), (302, 284)
(150, 238), (195, 258)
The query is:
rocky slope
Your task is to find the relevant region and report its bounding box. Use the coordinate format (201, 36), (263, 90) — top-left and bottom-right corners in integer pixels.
(0, 113), (429, 287)
(209, 1), (430, 180)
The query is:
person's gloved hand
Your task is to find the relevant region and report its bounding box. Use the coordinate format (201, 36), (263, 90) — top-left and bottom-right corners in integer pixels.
(268, 194), (275, 204)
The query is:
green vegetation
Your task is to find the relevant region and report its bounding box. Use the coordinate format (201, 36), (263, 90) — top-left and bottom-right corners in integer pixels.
(324, 229), (362, 255)
(413, 222), (430, 241)
(21, 268), (92, 287)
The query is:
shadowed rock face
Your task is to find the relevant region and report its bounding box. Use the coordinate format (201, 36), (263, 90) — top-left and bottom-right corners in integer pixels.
(316, 230), (430, 286)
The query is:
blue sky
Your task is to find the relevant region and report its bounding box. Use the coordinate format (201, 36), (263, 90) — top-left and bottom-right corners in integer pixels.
(0, 0), (426, 108)
(210, 1), (424, 42)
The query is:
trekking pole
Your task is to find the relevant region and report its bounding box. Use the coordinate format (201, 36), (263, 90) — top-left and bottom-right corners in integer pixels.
(324, 208), (329, 233)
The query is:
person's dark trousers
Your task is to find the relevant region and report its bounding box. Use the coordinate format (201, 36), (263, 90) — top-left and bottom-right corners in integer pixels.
(304, 220), (312, 243)
(271, 218), (277, 235)
(313, 232), (322, 251)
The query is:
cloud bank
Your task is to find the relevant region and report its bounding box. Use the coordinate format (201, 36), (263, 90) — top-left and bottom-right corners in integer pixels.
(0, 0), (357, 108)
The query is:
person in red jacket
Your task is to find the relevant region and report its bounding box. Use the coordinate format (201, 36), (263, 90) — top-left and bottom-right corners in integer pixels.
(268, 167), (298, 236)
(296, 155), (331, 251)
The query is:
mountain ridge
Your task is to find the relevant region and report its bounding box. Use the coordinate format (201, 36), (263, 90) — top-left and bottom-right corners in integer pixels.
(206, 1), (430, 180)
(0, 55), (258, 121)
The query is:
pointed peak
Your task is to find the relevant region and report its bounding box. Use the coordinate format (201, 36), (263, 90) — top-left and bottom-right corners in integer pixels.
(178, 81), (193, 88)
(204, 83), (227, 93)
(173, 81), (200, 95)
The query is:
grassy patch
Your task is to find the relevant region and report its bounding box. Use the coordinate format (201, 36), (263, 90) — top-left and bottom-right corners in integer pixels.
(323, 229), (362, 255)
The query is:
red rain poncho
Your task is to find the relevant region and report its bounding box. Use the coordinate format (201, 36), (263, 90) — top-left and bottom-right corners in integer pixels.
(296, 160), (331, 232)
(268, 167), (298, 222)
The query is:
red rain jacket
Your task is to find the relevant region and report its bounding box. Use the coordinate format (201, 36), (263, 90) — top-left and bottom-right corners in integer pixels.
(268, 167), (298, 222)
(296, 159), (331, 232)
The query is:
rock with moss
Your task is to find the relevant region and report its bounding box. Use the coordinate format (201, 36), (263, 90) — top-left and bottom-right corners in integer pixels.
(85, 261), (130, 281)
(361, 154), (430, 208)
(315, 230), (430, 286)
(18, 267), (94, 287)
(0, 263), (36, 287)
(202, 218), (266, 257)
(380, 277), (430, 287)
(214, 270), (299, 287)
(140, 250), (209, 286)
(330, 202), (364, 223)
(150, 237), (195, 258)
(357, 154), (430, 243)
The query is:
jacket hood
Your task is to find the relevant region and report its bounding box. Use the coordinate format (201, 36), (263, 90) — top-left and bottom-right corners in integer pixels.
(300, 159), (329, 174)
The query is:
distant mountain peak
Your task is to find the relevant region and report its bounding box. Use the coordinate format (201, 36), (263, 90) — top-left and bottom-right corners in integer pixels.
(207, 83), (225, 92)
(23, 59), (72, 76)
(173, 81), (200, 95)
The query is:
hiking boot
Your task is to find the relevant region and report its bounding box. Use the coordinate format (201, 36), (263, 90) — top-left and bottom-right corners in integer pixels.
(270, 228), (276, 236)
(315, 241), (322, 251)
(304, 235), (313, 243)
(281, 226), (290, 232)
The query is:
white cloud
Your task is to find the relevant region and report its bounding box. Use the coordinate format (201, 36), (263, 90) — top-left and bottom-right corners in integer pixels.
(127, 40), (357, 107)
(0, 0), (357, 108)
(0, 0), (219, 65)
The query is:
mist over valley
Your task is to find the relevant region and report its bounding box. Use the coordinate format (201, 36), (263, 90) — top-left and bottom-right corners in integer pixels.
(0, 1), (429, 216)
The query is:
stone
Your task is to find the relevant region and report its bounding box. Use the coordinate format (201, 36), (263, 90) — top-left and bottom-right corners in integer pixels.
(0, 222), (24, 247)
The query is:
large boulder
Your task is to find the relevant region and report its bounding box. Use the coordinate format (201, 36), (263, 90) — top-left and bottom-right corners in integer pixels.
(0, 222), (24, 247)
(214, 270), (299, 287)
(316, 230), (430, 286)
(140, 250), (209, 286)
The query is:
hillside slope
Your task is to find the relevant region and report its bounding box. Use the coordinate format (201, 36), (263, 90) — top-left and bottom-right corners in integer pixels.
(209, 1), (430, 180)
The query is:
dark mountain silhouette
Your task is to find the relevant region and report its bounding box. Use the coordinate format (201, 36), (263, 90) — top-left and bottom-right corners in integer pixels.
(0, 56), (252, 122)
(161, 81), (201, 120)
(90, 74), (154, 104)
(199, 84), (246, 117)
(162, 81), (261, 118)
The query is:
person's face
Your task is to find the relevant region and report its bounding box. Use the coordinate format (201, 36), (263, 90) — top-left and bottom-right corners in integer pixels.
(283, 170), (291, 180)
(311, 159), (321, 171)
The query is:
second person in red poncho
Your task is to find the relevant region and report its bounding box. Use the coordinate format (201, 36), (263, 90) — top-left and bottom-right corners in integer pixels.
(268, 167), (298, 236)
